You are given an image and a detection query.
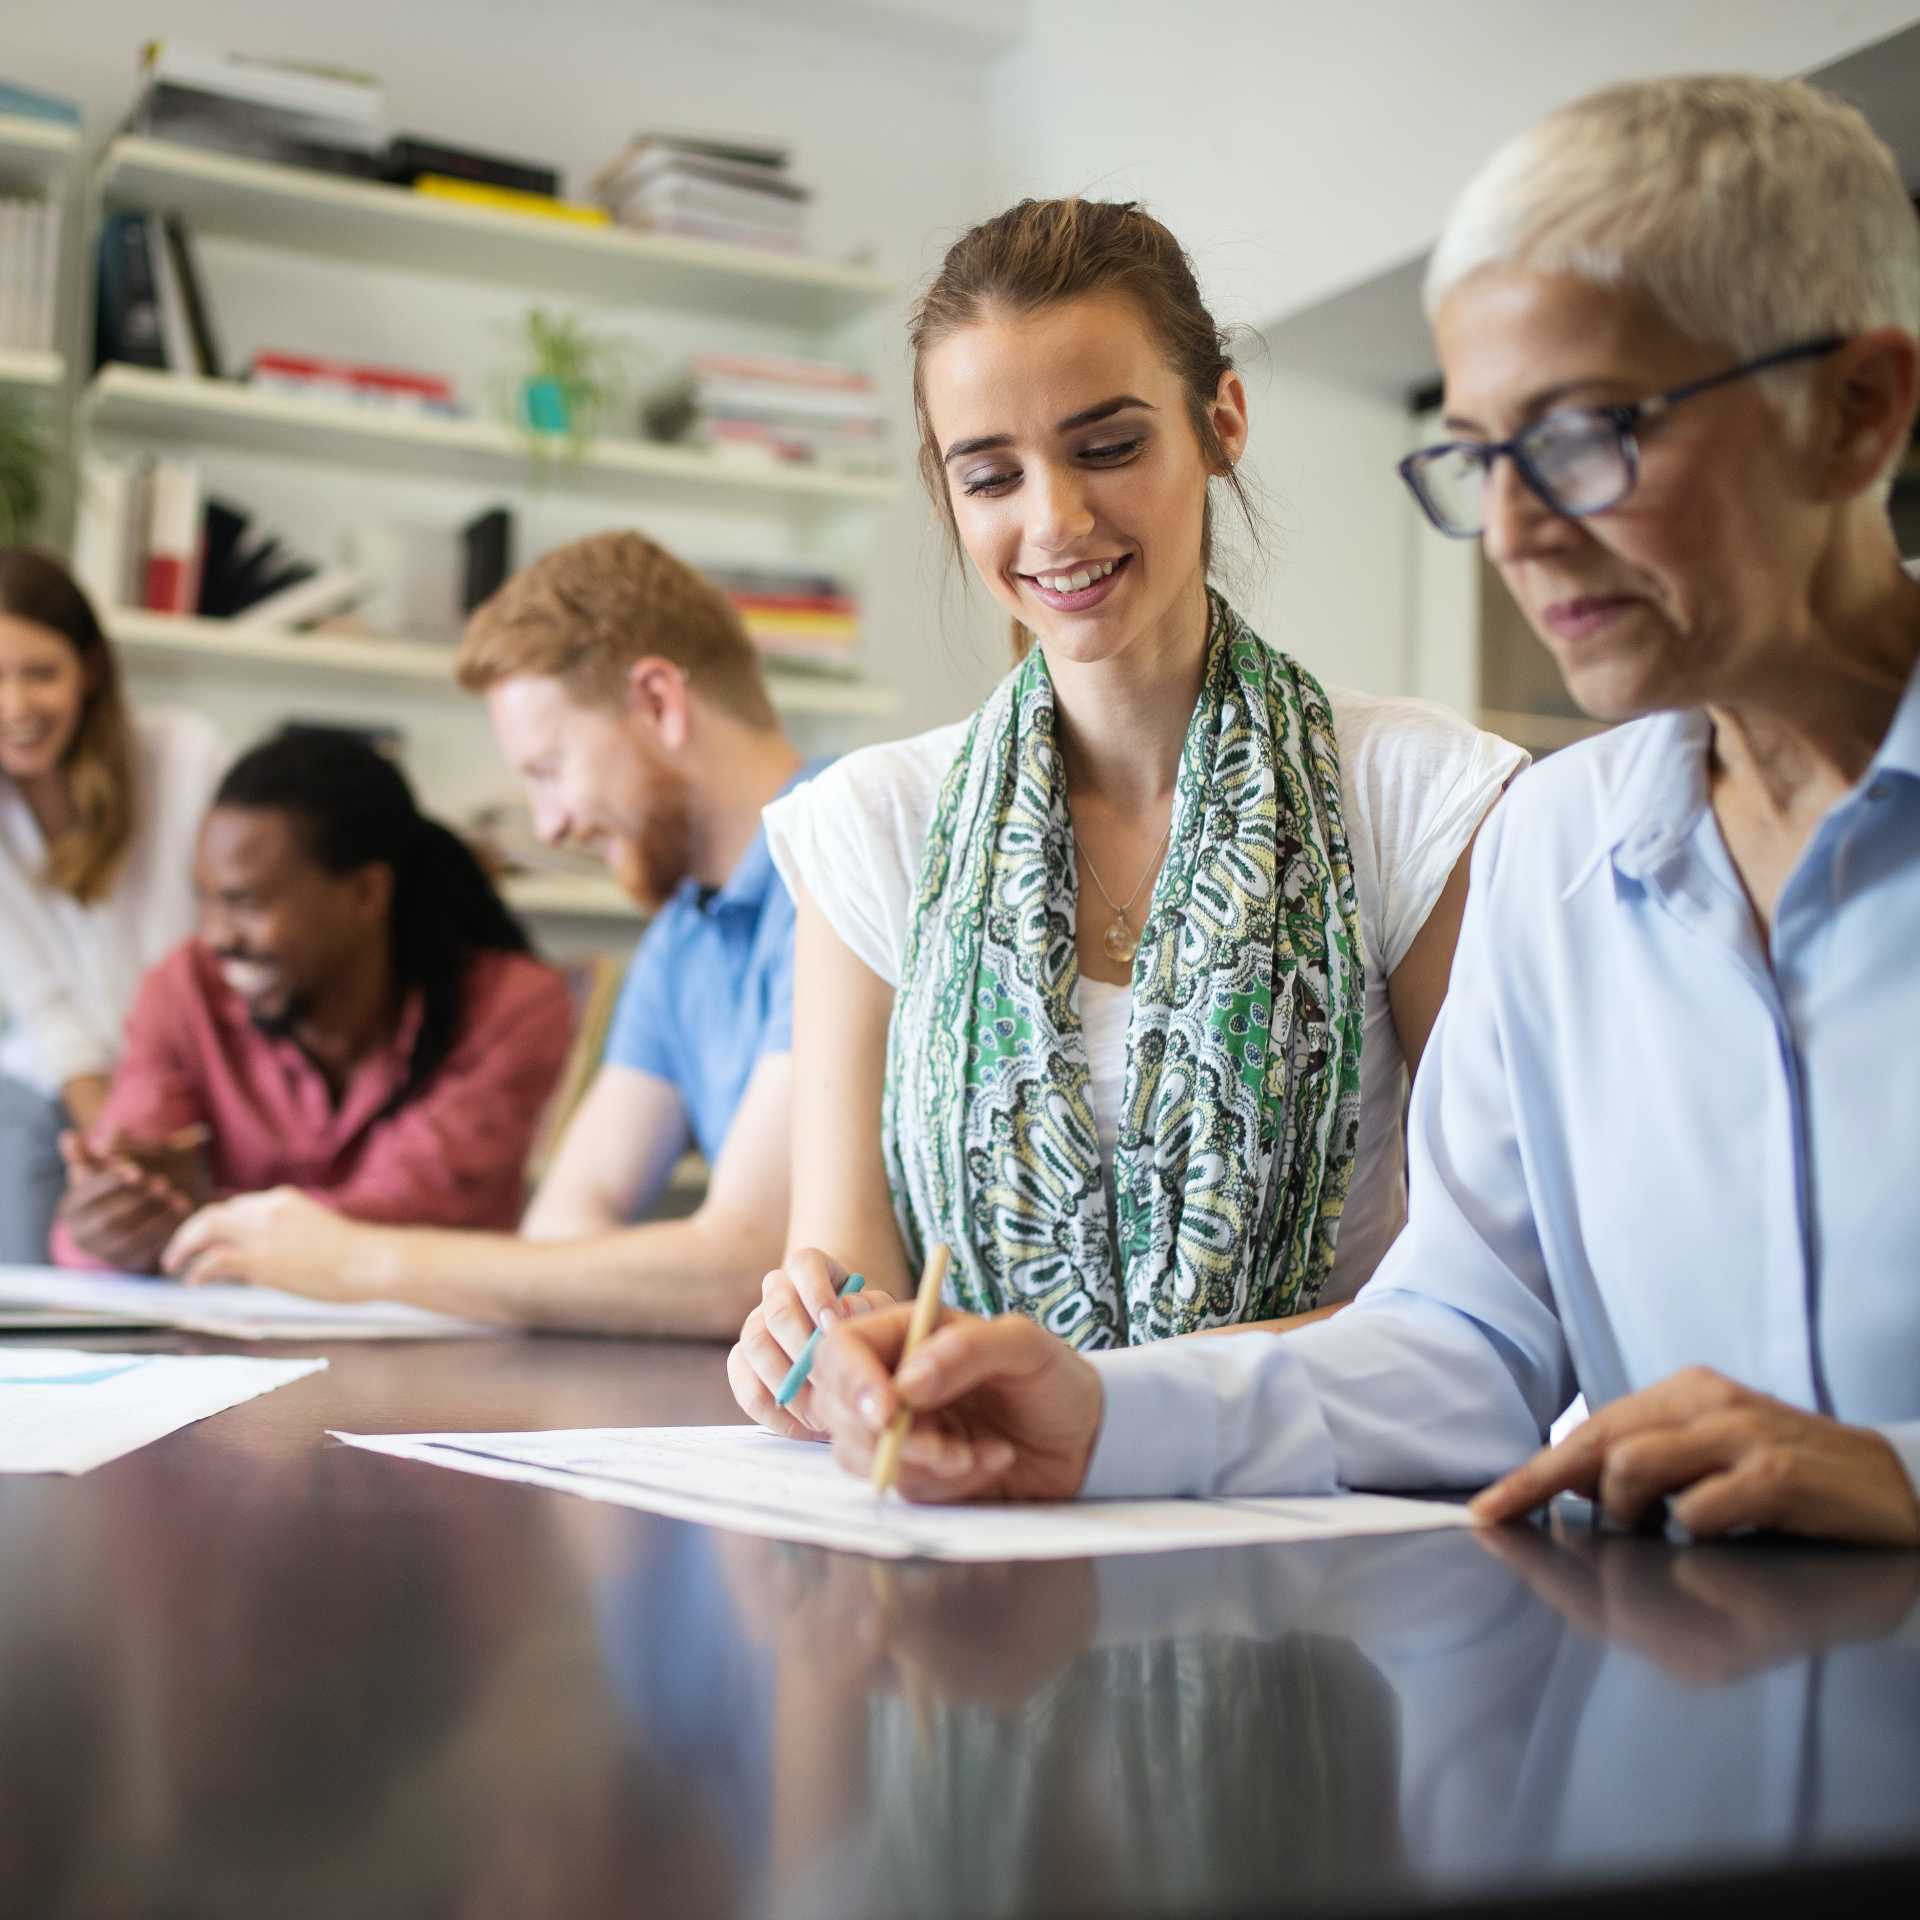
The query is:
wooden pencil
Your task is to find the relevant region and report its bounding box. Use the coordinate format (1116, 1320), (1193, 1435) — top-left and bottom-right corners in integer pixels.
(869, 1242), (951, 1497)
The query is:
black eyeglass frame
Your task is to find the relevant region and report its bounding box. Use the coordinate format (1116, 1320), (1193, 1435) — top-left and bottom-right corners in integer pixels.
(1397, 335), (1848, 538)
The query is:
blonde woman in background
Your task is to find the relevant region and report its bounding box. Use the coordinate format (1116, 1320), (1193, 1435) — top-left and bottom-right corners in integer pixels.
(0, 550), (226, 1261)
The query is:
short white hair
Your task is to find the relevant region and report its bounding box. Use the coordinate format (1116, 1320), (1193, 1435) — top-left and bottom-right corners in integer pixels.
(1427, 76), (1920, 461)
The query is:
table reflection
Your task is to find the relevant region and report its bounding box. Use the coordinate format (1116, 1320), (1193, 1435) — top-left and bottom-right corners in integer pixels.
(586, 1521), (1920, 1919)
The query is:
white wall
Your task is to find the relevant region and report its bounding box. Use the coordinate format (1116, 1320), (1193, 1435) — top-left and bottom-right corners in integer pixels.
(994, 0), (1920, 334)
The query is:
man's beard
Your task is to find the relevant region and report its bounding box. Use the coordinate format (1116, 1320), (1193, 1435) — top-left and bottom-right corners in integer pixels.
(607, 786), (694, 913)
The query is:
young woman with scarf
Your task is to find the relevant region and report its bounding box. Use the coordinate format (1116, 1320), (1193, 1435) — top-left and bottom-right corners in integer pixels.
(730, 198), (1524, 1436)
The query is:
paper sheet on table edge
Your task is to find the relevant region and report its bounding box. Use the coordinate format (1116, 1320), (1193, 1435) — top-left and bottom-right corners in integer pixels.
(329, 1426), (1475, 1562)
(0, 1266), (500, 1341)
(2, 1351), (328, 1474)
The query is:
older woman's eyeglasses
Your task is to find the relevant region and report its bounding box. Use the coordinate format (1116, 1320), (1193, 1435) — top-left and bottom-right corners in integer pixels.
(1398, 336), (1846, 538)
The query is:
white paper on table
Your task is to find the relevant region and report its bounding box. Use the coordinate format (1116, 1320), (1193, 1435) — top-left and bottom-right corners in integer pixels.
(330, 1425), (1474, 1562)
(0, 1348), (327, 1474)
(0, 1264), (500, 1342)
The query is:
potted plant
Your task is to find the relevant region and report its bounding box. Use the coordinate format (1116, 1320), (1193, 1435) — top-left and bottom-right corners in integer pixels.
(511, 308), (642, 456)
(0, 392), (48, 546)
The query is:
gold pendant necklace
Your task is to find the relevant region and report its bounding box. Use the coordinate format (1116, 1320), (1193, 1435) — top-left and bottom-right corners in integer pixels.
(1074, 820), (1172, 967)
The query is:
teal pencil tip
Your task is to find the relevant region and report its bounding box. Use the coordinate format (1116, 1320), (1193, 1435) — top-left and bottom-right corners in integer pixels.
(772, 1272), (867, 1406)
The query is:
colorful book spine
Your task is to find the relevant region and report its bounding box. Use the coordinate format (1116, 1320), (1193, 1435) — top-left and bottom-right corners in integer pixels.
(143, 460), (204, 615)
(412, 176), (609, 226)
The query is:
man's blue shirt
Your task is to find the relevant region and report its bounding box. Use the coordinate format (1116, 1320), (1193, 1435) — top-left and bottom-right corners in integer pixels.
(604, 760), (826, 1164)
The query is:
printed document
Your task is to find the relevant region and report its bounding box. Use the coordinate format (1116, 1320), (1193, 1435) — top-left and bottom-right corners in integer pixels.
(332, 1425), (1474, 1561)
(2, 1348), (326, 1473)
(0, 1264), (498, 1341)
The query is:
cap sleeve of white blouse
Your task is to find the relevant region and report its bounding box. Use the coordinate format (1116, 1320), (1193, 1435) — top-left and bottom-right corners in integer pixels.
(1328, 689), (1530, 977)
(761, 721), (970, 990)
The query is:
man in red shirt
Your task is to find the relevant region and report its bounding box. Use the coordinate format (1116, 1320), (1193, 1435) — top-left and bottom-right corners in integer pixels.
(52, 730), (572, 1271)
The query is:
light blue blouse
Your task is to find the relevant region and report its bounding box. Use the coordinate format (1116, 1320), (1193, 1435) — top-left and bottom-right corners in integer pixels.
(1084, 661), (1920, 1504)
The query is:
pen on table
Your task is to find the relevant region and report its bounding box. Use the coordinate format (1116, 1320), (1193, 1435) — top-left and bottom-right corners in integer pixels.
(773, 1271), (866, 1407)
(870, 1243), (951, 1498)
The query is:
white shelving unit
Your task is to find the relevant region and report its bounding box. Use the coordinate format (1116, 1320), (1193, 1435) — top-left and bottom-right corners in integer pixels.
(0, 348), (64, 391)
(98, 136), (892, 326)
(499, 872), (643, 922)
(81, 364), (899, 509)
(0, 112), (79, 190)
(66, 132), (907, 926)
(103, 606), (903, 719)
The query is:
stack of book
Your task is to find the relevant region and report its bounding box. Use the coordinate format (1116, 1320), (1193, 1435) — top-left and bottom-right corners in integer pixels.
(248, 350), (461, 416)
(94, 211), (224, 376)
(647, 352), (888, 476)
(72, 454), (218, 616)
(705, 564), (860, 671)
(125, 41), (385, 178)
(0, 200), (60, 354)
(590, 131), (809, 254)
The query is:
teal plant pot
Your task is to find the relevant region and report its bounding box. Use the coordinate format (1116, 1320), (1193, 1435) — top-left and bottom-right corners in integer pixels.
(522, 376), (573, 436)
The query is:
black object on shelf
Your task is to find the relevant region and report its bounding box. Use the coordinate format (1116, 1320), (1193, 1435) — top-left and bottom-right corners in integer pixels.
(94, 212), (167, 372)
(161, 215), (225, 380)
(461, 506), (514, 614)
(196, 496), (317, 619)
(380, 136), (559, 199)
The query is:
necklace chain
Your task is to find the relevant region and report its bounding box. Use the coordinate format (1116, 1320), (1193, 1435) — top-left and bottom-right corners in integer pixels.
(1067, 817), (1167, 967)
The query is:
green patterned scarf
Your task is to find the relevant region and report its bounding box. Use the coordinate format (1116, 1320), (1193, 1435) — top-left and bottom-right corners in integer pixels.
(882, 592), (1365, 1348)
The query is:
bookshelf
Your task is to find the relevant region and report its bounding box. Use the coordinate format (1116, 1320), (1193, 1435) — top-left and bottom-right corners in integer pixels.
(104, 606), (904, 718)
(82, 364), (899, 508)
(61, 128), (912, 927)
(0, 348), (63, 391)
(498, 872), (643, 922)
(0, 112), (79, 189)
(98, 136), (894, 326)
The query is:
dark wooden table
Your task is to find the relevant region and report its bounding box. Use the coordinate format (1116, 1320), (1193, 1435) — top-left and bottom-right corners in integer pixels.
(3, 1331), (1917, 1919)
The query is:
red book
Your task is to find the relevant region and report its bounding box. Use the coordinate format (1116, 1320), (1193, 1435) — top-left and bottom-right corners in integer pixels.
(142, 460), (203, 615)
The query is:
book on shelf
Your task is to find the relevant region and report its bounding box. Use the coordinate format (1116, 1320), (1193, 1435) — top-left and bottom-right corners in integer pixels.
(249, 350), (461, 415)
(94, 211), (167, 371)
(137, 42), (384, 130)
(591, 129), (791, 194)
(0, 198), (62, 352)
(0, 79), (81, 126)
(198, 497), (317, 618)
(161, 215), (224, 378)
(143, 459), (204, 615)
(592, 126), (812, 253)
(231, 565), (373, 630)
(461, 507), (514, 615)
(410, 175), (608, 227)
(72, 453), (143, 611)
(94, 210), (224, 375)
(379, 135), (558, 199)
(128, 42), (385, 177)
(648, 354), (890, 476)
(704, 563), (861, 669)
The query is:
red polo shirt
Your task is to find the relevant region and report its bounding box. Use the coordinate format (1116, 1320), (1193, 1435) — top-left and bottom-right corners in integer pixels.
(52, 940), (573, 1266)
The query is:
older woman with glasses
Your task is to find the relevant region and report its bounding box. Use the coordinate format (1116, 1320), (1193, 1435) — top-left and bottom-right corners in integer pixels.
(797, 74), (1920, 1546)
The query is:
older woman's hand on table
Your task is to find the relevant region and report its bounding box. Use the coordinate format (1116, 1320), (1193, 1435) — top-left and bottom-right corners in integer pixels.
(807, 1303), (1104, 1503)
(1470, 1367), (1920, 1546)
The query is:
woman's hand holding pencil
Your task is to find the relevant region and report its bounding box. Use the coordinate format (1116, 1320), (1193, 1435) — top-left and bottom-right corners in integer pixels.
(808, 1282), (1106, 1504)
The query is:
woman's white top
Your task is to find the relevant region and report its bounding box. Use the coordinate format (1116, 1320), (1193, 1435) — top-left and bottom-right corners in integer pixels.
(765, 687), (1528, 1304)
(0, 708), (229, 1097)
